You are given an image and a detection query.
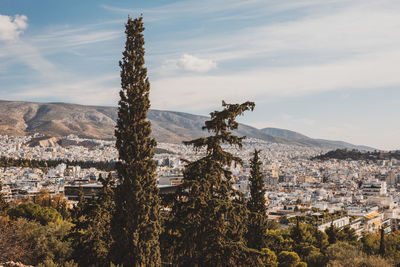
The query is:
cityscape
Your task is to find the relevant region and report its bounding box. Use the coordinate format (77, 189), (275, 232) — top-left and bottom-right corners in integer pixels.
(2, 133), (399, 236)
(1, 0), (400, 266)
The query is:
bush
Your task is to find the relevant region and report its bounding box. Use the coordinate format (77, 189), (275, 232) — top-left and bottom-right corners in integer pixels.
(0, 218), (73, 265)
(7, 203), (62, 225)
(326, 242), (392, 267)
(278, 251), (306, 267)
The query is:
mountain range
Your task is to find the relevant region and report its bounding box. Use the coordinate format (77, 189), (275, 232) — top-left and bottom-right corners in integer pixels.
(0, 100), (373, 150)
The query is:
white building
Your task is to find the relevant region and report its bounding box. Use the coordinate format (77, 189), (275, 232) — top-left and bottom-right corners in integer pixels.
(362, 180), (387, 197)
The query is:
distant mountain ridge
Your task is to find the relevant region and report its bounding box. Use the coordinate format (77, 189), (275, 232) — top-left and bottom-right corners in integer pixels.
(0, 100), (374, 150)
(260, 128), (373, 151)
(261, 128), (309, 140)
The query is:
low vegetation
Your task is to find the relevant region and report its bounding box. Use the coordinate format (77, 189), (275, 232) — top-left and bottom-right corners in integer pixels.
(313, 149), (400, 161)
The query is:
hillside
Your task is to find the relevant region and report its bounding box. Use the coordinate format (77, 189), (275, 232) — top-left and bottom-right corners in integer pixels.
(261, 127), (374, 151)
(312, 149), (400, 161)
(0, 100), (373, 150)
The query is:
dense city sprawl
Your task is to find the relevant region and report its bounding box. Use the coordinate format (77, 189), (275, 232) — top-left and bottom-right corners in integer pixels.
(1, 133), (400, 236)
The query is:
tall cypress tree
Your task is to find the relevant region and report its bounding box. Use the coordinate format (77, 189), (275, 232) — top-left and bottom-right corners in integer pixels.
(168, 101), (266, 266)
(246, 149), (268, 250)
(111, 16), (161, 266)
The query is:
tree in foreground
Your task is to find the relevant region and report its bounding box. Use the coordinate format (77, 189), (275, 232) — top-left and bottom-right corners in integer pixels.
(277, 251), (306, 267)
(379, 227), (385, 257)
(0, 179), (8, 213)
(246, 149), (268, 250)
(1, 217), (74, 266)
(111, 16), (161, 266)
(325, 223), (338, 245)
(71, 174), (115, 266)
(167, 101), (274, 266)
(325, 242), (391, 267)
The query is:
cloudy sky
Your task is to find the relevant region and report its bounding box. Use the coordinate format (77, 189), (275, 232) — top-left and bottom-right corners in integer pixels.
(1, 0), (399, 150)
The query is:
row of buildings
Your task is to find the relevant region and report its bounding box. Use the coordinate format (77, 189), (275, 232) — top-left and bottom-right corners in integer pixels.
(1, 134), (400, 235)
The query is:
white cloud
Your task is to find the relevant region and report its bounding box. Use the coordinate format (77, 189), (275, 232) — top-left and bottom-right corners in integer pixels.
(175, 54), (217, 72)
(0, 18), (123, 82)
(0, 14), (27, 41)
(146, 0), (400, 113)
(0, 14), (60, 80)
(151, 50), (400, 110)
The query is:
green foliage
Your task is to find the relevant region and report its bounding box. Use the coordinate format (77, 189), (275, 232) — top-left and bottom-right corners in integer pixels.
(166, 101), (257, 266)
(266, 219), (280, 230)
(261, 248), (279, 267)
(0, 179), (8, 213)
(325, 223), (338, 245)
(70, 174), (115, 266)
(305, 250), (326, 267)
(1, 218), (73, 265)
(312, 148), (400, 161)
(0, 156), (115, 171)
(8, 202), (62, 225)
(264, 219), (329, 264)
(361, 232), (380, 255)
(280, 216), (289, 225)
(34, 189), (70, 220)
(111, 15), (161, 267)
(0, 217), (34, 263)
(381, 231), (400, 265)
(337, 225), (358, 245)
(247, 149), (268, 250)
(379, 227), (385, 256)
(290, 219), (328, 259)
(277, 251), (306, 267)
(358, 230), (400, 265)
(265, 229), (293, 254)
(37, 259), (78, 267)
(325, 242), (392, 267)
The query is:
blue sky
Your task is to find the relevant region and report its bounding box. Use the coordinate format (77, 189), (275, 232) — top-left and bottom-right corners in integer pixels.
(1, 0), (400, 150)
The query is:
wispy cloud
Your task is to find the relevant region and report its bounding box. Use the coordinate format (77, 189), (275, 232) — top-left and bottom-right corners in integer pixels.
(101, 0), (358, 22)
(152, 1), (400, 64)
(30, 20), (123, 53)
(0, 15), (123, 88)
(139, 0), (400, 114)
(9, 74), (120, 105)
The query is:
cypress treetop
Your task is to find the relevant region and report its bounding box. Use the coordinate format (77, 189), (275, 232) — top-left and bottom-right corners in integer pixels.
(246, 149), (268, 250)
(111, 16), (161, 267)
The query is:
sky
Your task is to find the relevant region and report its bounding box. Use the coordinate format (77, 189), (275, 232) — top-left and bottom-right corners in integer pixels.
(0, 0), (399, 150)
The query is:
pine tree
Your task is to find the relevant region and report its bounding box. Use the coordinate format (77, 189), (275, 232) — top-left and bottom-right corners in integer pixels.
(71, 174), (115, 266)
(70, 188), (91, 263)
(168, 101), (266, 266)
(379, 227), (385, 257)
(0, 179), (8, 213)
(325, 223), (338, 245)
(247, 149), (268, 250)
(72, 187), (88, 221)
(111, 16), (161, 266)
